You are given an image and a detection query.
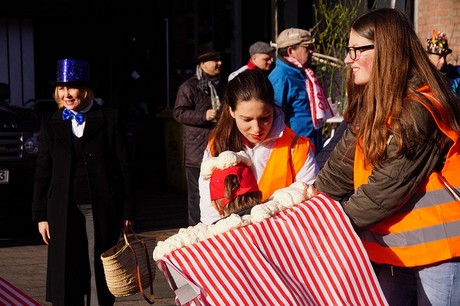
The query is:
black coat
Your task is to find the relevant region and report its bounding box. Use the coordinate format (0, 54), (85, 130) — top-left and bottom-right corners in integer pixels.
(32, 104), (134, 305)
(173, 75), (225, 168)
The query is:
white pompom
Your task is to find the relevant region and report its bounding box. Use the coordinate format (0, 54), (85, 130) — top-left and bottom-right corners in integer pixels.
(201, 157), (217, 180)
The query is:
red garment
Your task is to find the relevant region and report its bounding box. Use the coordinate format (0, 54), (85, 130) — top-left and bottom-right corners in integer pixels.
(158, 194), (388, 306)
(247, 59), (256, 70)
(210, 162), (260, 206)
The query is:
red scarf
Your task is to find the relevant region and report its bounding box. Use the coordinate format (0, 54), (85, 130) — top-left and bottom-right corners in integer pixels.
(247, 60), (256, 70)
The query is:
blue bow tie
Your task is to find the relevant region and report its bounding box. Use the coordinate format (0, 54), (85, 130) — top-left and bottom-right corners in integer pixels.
(62, 108), (85, 125)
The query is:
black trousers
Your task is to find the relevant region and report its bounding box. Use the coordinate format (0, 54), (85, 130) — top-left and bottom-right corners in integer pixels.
(185, 166), (201, 226)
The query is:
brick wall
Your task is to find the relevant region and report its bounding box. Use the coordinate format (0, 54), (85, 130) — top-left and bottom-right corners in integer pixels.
(417, 0), (460, 65)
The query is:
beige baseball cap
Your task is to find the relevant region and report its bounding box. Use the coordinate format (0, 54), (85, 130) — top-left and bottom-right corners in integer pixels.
(276, 28), (315, 48)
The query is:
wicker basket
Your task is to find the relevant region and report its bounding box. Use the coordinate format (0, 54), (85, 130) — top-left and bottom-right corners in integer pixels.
(101, 230), (156, 302)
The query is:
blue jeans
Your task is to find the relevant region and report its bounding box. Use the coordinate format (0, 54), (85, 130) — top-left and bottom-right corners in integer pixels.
(377, 260), (460, 306)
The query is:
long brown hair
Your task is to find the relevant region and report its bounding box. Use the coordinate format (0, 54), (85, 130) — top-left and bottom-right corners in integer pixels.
(218, 174), (262, 216)
(209, 69), (277, 156)
(344, 8), (460, 167)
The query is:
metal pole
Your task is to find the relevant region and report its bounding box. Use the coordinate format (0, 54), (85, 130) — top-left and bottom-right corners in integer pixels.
(165, 18), (170, 109)
(272, 0), (278, 44)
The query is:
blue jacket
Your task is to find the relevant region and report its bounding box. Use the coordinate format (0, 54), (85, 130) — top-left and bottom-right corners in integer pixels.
(446, 64), (460, 96)
(268, 58), (322, 151)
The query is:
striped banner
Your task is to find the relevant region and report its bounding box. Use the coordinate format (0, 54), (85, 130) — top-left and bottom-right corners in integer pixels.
(158, 193), (388, 306)
(0, 277), (41, 306)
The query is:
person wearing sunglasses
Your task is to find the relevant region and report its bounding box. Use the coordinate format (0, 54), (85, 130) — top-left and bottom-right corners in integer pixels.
(314, 8), (460, 305)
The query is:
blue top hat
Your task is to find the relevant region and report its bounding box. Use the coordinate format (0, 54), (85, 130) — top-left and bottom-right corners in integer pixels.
(54, 59), (91, 86)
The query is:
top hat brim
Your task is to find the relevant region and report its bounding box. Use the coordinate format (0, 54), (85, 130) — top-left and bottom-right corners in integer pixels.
(426, 48), (453, 55)
(50, 80), (94, 88)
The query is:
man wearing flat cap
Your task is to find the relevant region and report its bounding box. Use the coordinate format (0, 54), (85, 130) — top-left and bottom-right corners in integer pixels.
(173, 42), (226, 226)
(269, 28), (332, 153)
(228, 41), (275, 81)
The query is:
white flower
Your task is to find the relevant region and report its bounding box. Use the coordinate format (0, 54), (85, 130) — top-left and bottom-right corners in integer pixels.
(241, 214), (252, 225)
(200, 157), (217, 180)
(200, 151), (252, 180)
(250, 200), (281, 223)
(209, 214), (244, 236)
(153, 182), (315, 261)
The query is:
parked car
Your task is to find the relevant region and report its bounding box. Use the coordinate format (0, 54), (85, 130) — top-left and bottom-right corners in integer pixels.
(0, 83), (41, 237)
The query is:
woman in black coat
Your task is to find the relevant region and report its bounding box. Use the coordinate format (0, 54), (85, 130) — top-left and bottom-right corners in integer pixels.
(32, 59), (134, 306)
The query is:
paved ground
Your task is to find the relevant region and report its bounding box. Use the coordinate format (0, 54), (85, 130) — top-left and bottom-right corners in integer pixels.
(0, 188), (189, 306)
(0, 116), (191, 305)
(0, 229), (179, 305)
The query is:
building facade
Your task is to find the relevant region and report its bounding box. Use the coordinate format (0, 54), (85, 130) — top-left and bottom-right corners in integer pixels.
(0, 0), (457, 110)
(416, 0), (460, 65)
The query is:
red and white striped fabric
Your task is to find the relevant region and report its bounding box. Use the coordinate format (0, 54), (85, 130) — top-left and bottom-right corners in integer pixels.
(158, 193), (388, 306)
(0, 277), (41, 306)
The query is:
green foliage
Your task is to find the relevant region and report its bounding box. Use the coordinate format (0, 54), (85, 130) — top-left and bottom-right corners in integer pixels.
(312, 0), (363, 101)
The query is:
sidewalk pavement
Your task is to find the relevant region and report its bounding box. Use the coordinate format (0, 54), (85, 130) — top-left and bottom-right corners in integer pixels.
(0, 189), (188, 306)
(0, 229), (179, 306)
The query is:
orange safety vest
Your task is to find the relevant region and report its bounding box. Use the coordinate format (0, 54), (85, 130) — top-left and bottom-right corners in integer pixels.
(258, 127), (310, 201)
(354, 86), (460, 267)
(210, 127), (310, 201)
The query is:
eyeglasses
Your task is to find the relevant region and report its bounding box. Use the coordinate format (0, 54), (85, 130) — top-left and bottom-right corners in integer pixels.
(344, 45), (374, 60)
(303, 44), (315, 52)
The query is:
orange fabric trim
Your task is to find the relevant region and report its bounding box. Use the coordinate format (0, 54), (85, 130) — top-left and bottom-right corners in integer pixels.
(371, 201), (460, 233)
(354, 86), (460, 266)
(409, 88), (460, 183)
(292, 135), (311, 174)
(353, 139), (372, 189)
(364, 236), (460, 267)
(209, 128), (310, 201)
(258, 128), (310, 201)
(415, 86), (459, 142)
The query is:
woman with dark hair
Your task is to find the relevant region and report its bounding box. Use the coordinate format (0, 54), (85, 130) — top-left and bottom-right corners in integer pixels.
(199, 69), (318, 225)
(314, 8), (460, 304)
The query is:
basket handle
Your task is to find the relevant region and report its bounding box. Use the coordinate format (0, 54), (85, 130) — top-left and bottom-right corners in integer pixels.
(136, 239), (155, 304)
(123, 229), (155, 304)
(122, 227), (141, 245)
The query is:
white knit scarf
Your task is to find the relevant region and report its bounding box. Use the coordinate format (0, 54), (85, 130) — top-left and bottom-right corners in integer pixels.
(196, 65), (221, 111)
(284, 56), (333, 129)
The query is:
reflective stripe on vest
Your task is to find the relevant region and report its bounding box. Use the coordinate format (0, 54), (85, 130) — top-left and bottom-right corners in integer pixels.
(258, 127), (310, 201)
(355, 86), (460, 267)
